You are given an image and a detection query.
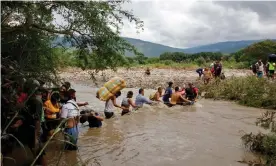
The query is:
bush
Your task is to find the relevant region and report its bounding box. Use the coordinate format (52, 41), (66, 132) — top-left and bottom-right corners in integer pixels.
(160, 60), (174, 66)
(200, 76), (276, 109)
(241, 111), (276, 165)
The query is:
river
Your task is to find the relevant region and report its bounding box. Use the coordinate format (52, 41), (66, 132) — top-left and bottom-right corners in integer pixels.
(45, 83), (265, 166)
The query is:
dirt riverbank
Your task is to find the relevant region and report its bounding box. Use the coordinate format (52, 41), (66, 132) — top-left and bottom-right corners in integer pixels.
(59, 67), (252, 89)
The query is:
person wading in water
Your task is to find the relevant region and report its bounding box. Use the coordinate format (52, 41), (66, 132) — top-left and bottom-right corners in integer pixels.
(104, 91), (126, 119)
(169, 87), (193, 107)
(60, 89), (81, 150)
(163, 82), (173, 105)
(121, 91), (137, 116)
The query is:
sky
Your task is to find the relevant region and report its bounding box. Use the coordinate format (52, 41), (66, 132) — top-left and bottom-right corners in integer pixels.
(120, 0), (276, 48)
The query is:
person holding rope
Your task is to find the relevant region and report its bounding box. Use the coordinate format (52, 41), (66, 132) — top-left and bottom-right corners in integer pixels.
(60, 89), (82, 151)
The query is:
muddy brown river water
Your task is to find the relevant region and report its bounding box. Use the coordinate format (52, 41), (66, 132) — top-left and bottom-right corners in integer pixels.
(46, 83), (266, 166)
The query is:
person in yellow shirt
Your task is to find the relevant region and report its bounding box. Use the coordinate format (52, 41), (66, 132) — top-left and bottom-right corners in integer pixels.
(43, 91), (61, 136)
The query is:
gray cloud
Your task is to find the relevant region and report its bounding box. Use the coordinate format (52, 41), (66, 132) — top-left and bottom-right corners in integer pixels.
(120, 1), (276, 48)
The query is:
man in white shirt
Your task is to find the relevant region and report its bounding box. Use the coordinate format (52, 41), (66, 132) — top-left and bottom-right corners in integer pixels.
(60, 89), (83, 150)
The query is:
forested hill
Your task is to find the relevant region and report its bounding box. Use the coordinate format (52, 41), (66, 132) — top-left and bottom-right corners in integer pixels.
(53, 36), (275, 57)
(124, 37), (276, 56)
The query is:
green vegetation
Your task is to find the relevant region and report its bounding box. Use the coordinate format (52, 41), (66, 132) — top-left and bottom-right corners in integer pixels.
(200, 76), (276, 109)
(1, 1), (143, 165)
(52, 39), (276, 70)
(242, 111), (276, 165)
(1, 1), (143, 84)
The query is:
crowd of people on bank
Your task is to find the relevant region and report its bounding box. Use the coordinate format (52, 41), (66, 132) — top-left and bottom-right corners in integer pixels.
(196, 60), (225, 84)
(250, 59), (275, 79)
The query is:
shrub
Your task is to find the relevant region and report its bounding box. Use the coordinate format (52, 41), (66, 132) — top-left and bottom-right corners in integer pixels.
(200, 76), (276, 109)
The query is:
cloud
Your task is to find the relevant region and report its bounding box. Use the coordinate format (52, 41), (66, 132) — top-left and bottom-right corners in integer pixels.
(120, 0), (276, 48)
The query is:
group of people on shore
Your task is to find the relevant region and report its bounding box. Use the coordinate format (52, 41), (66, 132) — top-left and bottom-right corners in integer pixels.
(251, 59), (275, 79)
(196, 60), (225, 84)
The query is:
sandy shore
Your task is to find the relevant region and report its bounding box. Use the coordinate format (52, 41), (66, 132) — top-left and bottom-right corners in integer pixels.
(59, 67), (252, 89)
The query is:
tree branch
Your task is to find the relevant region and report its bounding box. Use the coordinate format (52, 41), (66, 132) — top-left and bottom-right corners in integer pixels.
(31, 24), (73, 35)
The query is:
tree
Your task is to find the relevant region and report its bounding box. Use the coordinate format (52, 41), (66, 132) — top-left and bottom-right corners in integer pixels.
(1, 1), (144, 83)
(237, 40), (276, 63)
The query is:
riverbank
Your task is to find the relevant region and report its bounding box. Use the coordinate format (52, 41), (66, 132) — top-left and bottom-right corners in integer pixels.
(59, 67), (252, 89)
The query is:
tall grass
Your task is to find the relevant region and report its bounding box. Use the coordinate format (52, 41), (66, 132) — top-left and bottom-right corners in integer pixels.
(200, 76), (276, 109)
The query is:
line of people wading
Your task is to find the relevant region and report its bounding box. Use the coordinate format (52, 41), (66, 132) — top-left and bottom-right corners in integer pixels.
(2, 78), (199, 166)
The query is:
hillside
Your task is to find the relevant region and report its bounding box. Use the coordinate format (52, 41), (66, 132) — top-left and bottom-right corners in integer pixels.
(124, 37), (276, 56)
(52, 36), (275, 57)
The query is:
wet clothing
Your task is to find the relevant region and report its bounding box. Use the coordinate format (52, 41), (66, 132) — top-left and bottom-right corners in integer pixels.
(104, 99), (115, 113)
(104, 112), (114, 119)
(185, 87), (198, 101)
(162, 87), (173, 103)
(121, 110), (130, 116)
(60, 99), (80, 151)
(121, 98), (130, 107)
(121, 98), (131, 116)
(135, 94), (152, 107)
(104, 99), (115, 119)
(60, 100), (80, 118)
(88, 114), (102, 128)
(64, 126), (79, 150)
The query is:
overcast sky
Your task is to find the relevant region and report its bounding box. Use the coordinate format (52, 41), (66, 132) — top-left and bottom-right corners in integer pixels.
(120, 0), (276, 48)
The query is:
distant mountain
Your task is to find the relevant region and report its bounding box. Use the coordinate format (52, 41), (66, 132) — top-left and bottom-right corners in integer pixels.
(123, 37), (184, 57)
(123, 37), (276, 57)
(52, 36), (276, 57)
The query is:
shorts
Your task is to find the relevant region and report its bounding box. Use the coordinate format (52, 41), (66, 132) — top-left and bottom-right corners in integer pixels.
(121, 110), (130, 116)
(104, 112), (114, 119)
